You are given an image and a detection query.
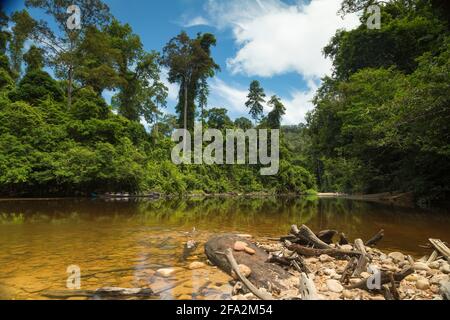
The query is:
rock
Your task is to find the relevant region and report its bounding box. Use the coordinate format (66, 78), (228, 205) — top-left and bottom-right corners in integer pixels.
(324, 268), (336, 276)
(305, 258), (318, 264)
(232, 264), (252, 279)
(244, 247), (256, 255)
(342, 289), (355, 299)
(405, 274), (420, 282)
(326, 279), (344, 293)
(414, 262), (431, 271)
(188, 262), (206, 270)
(156, 267), (183, 278)
(369, 295), (385, 300)
(388, 252), (405, 263)
(440, 281), (450, 300)
(236, 234), (253, 239)
(233, 241), (248, 252)
(379, 254), (387, 260)
(340, 245), (353, 251)
(429, 261), (441, 270)
(440, 263), (450, 274)
(416, 279), (430, 290)
(360, 272), (371, 279)
(430, 274), (449, 285)
(319, 254), (333, 263)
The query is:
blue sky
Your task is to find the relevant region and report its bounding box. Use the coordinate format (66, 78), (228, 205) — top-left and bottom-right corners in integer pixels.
(3, 0), (360, 124)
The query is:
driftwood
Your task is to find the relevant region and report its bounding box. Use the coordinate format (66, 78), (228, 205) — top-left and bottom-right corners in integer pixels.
(347, 267), (414, 291)
(290, 225), (331, 249)
(429, 239), (450, 261)
(316, 230), (338, 245)
(225, 249), (274, 300)
(427, 251), (439, 265)
(365, 230), (385, 247)
(205, 234), (290, 291)
(340, 258), (358, 285)
(299, 273), (320, 300)
(287, 243), (362, 260)
(42, 287), (158, 299)
(440, 281), (450, 300)
(339, 233), (350, 245)
(352, 239), (370, 277)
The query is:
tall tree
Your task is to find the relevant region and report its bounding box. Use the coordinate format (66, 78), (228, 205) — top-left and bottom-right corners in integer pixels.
(245, 80), (266, 125)
(267, 95), (286, 129)
(25, 0), (111, 108)
(23, 45), (44, 72)
(161, 31), (219, 131)
(107, 19), (167, 124)
(9, 10), (36, 78)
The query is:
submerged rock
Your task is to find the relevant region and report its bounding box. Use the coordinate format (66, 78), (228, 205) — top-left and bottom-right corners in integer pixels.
(188, 262), (206, 270)
(156, 267), (183, 278)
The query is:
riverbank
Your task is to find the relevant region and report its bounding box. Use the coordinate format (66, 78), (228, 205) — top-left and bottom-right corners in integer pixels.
(202, 226), (450, 301)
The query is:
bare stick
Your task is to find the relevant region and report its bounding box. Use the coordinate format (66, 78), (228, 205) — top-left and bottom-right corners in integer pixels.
(225, 248), (274, 300)
(353, 239), (369, 277)
(365, 230), (385, 247)
(291, 225), (331, 249)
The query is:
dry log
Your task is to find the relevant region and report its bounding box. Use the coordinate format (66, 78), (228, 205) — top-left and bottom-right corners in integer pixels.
(299, 273), (320, 300)
(287, 243), (362, 260)
(388, 273), (400, 300)
(225, 249), (274, 301)
(340, 257), (358, 285)
(290, 225), (331, 249)
(365, 230), (385, 247)
(316, 230), (338, 244)
(347, 267), (413, 291)
(352, 239), (370, 277)
(339, 233), (350, 245)
(427, 251), (439, 265)
(429, 239), (450, 261)
(205, 234), (290, 291)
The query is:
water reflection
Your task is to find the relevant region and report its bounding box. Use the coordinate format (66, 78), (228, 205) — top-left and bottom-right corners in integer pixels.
(0, 197), (449, 300)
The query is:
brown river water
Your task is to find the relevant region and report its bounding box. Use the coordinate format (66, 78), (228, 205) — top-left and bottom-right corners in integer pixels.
(0, 196), (449, 300)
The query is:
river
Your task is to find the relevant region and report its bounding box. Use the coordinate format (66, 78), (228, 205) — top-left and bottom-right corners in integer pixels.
(0, 196), (449, 300)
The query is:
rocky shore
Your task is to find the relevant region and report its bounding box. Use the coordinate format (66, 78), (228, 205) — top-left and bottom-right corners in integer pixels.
(203, 226), (450, 301)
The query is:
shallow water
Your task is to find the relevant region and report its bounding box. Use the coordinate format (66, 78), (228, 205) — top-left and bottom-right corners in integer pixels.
(0, 197), (449, 300)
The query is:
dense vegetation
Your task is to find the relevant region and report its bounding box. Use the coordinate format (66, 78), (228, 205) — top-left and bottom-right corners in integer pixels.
(0, 0), (448, 204)
(302, 0), (450, 203)
(0, 0), (315, 197)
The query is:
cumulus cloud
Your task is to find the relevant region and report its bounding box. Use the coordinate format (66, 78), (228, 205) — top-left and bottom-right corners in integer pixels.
(209, 78), (249, 114)
(205, 0), (359, 79)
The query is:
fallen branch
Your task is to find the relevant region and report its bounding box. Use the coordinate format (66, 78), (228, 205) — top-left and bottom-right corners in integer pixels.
(352, 239), (370, 277)
(287, 243), (362, 259)
(365, 230), (385, 247)
(347, 267), (413, 291)
(42, 287), (158, 299)
(340, 258), (358, 285)
(291, 225), (331, 249)
(429, 239), (450, 261)
(225, 248), (274, 300)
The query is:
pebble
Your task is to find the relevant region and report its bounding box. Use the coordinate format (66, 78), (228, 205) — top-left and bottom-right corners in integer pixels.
(405, 274), (420, 282)
(326, 279), (344, 293)
(429, 261), (441, 270)
(324, 268), (336, 276)
(244, 247), (256, 255)
(319, 254), (333, 263)
(430, 274), (449, 285)
(234, 241), (248, 251)
(236, 234), (253, 239)
(342, 289), (354, 299)
(360, 272), (371, 279)
(188, 262), (206, 270)
(340, 245), (353, 251)
(416, 279), (430, 290)
(155, 267), (183, 278)
(388, 252), (405, 263)
(440, 263), (450, 274)
(232, 264), (252, 279)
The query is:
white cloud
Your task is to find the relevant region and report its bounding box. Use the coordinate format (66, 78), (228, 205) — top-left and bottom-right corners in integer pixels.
(183, 15), (210, 27)
(282, 80), (318, 125)
(209, 78), (249, 114)
(205, 0), (359, 78)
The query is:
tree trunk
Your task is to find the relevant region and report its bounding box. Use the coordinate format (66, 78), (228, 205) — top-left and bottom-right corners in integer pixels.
(287, 243), (362, 259)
